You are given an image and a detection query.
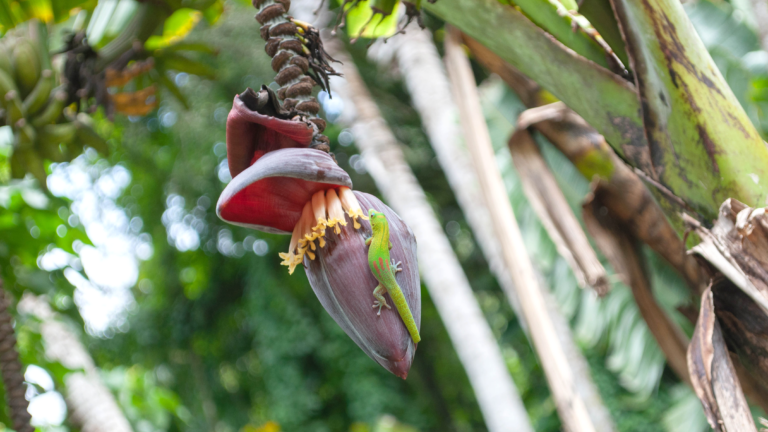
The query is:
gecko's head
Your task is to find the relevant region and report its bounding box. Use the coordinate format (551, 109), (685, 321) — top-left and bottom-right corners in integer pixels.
(368, 209), (386, 229)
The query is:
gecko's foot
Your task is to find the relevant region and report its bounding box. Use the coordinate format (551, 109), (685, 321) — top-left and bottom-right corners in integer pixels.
(372, 300), (392, 316)
(391, 259), (402, 273)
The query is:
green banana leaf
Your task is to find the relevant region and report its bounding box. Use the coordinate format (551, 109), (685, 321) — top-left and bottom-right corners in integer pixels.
(578, 0), (628, 66)
(425, 0), (648, 170)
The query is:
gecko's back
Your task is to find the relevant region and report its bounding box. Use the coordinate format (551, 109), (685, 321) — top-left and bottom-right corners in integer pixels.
(368, 212), (393, 278)
(367, 210), (421, 343)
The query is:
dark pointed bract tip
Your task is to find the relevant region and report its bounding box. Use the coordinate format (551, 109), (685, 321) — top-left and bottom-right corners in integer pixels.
(387, 344), (416, 379)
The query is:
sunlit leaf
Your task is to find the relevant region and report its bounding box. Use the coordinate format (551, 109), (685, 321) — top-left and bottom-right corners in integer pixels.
(22, 0), (53, 22)
(345, 0), (400, 39)
(144, 8), (202, 50)
(202, 0), (224, 25)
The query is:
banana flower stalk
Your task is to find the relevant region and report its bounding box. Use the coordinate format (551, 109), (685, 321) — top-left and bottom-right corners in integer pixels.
(217, 101), (420, 378)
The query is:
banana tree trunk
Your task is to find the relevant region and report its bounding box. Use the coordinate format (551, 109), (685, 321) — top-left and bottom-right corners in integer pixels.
(0, 282), (32, 432)
(609, 0), (768, 218)
(17, 294), (133, 432)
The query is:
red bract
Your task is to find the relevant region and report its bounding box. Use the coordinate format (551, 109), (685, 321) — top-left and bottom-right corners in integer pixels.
(225, 89), (315, 178)
(216, 148), (352, 234)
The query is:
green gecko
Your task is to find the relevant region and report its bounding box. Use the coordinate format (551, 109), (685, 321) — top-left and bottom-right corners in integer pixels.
(365, 209), (421, 344)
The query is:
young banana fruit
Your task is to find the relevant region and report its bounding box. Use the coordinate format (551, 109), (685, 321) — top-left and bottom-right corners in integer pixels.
(1, 22), (109, 184)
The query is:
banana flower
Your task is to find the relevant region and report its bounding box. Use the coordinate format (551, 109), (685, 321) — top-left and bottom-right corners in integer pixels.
(217, 108), (420, 378)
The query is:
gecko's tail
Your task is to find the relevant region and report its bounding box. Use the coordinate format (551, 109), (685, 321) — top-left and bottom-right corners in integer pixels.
(391, 291), (421, 344)
(407, 323), (421, 344)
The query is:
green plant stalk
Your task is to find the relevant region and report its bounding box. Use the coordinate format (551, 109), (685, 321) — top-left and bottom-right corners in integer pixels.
(578, 0), (628, 66)
(500, 0), (612, 69)
(610, 0), (768, 218)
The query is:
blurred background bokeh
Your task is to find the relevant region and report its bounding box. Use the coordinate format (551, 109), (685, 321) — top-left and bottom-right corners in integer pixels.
(2, 0), (768, 430)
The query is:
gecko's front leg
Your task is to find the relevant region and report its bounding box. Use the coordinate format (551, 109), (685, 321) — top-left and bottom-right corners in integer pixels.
(391, 259), (402, 273)
(372, 284), (392, 316)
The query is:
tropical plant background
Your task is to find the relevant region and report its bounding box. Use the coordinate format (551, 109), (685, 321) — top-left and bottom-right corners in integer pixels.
(0, 0), (767, 431)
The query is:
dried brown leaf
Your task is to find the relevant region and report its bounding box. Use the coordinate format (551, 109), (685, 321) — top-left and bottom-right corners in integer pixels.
(582, 193), (690, 384)
(508, 128), (609, 295)
(687, 286), (756, 432)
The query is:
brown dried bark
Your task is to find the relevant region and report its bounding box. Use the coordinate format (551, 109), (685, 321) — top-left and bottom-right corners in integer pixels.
(445, 27), (600, 432)
(0, 281), (32, 432)
(687, 286), (757, 431)
(687, 199), (768, 402)
(464, 30), (713, 400)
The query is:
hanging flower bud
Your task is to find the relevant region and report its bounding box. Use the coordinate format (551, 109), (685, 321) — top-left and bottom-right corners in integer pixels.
(305, 191), (419, 379)
(216, 148), (420, 379)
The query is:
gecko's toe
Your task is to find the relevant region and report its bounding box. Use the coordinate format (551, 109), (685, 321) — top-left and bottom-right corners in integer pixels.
(373, 302), (385, 315)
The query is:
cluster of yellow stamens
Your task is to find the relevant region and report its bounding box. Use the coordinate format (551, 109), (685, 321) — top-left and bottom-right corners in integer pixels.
(279, 187), (369, 274)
